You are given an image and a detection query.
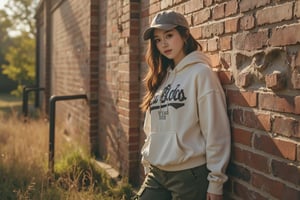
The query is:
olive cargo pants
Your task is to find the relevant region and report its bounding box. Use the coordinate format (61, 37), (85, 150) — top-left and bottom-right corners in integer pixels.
(134, 164), (209, 200)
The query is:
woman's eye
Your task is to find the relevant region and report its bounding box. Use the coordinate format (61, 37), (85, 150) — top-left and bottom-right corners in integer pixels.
(154, 38), (161, 43)
(166, 34), (173, 39)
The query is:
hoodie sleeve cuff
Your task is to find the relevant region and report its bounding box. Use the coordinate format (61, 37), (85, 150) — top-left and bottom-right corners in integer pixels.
(207, 181), (223, 195)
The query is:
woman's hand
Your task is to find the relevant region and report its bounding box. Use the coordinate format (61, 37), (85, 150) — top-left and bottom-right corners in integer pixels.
(206, 193), (222, 200)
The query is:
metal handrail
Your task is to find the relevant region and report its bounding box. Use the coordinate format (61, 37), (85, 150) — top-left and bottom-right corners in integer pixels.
(22, 86), (45, 117)
(48, 94), (87, 173)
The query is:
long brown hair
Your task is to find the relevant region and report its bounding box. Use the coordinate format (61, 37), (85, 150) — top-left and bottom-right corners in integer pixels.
(140, 26), (202, 112)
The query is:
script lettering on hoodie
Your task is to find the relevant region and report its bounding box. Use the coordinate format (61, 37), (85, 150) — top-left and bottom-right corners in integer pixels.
(150, 84), (186, 112)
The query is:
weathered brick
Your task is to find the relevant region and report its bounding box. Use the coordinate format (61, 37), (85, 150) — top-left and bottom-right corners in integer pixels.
(240, 0), (271, 12)
(190, 27), (202, 39)
(233, 109), (271, 131)
(225, 17), (239, 33)
(292, 71), (300, 90)
(225, 18), (239, 33)
(204, 0), (213, 7)
(227, 90), (257, 107)
(254, 134), (297, 160)
(217, 71), (233, 84)
(207, 52), (220, 68)
(272, 159), (300, 185)
(193, 8), (211, 25)
(273, 116), (300, 138)
(207, 37), (219, 51)
(256, 3), (293, 26)
(252, 172), (300, 199)
(234, 30), (268, 50)
(220, 52), (231, 69)
(232, 127), (252, 146)
(185, 0), (204, 13)
(219, 35), (232, 50)
(265, 72), (286, 90)
(240, 15), (255, 30)
(236, 72), (252, 88)
(201, 22), (224, 38)
(212, 3), (225, 20)
(233, 147), (269, 173)
(259, 93), (297, 114)
(234, 182), (268, 200)
(295, 0), (300, 18)
(225, 0), (238, 17)
(227, 163), (251, 182)
(269, 24), (300, 46)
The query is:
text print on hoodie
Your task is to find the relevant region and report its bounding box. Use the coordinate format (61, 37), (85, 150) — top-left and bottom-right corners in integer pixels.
(141, 51), (231, 195)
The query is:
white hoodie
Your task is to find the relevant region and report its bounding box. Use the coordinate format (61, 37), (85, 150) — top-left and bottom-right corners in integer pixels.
(141, 51), (231, 195)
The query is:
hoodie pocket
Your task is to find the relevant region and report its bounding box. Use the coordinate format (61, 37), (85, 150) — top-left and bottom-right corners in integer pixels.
(144, 131), (185, 166)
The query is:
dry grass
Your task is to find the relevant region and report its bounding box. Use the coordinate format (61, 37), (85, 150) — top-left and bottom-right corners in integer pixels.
(0, 99), (134, 200)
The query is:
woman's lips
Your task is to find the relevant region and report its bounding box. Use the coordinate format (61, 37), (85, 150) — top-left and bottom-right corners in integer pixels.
(164, 49), (172, 55)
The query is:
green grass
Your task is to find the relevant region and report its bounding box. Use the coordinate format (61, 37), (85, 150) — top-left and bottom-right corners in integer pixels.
(0, 93), (23, 115)
(0, 98), (135, 200)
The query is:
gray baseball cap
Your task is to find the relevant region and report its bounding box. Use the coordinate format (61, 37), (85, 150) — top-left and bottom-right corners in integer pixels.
(143, 10), (189, 40)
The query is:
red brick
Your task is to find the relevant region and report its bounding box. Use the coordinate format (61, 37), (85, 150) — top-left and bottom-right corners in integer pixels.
(193, 8), (211, 25)
(204, 0), (213, 7)
(207, 37), (219, 51)
(234, 30), (268, 50)
(201, 22), (224, 38)
(236, 72), (252, 87)
(254, 134), (297, 160)
(225, 0), (238, 17)
(259, 93), (297, 114)
(234, 182), (268, 200)
(269, 24), (300, 46)
(220, 52), (231, 69)
(212, 3), (225, 20)
(292, 71), (300, 90)
(240, 15), (255, 30)
(252, 173), (284, 199)
(256, 3), (293, 26)
(232, 127), (252, 146)
(217, 71), (233, 85)
(271, 159), (300, 185)
(233, 109), (271, 131)
(190, 27), (202, 39)
(296, 96), (300, 114)
(240, 0), (271, 12)
(233, 147), (269, 173)
(207, 53), (220, 68)
(185, 0), (204, 13)
(265, 72), (286, 90)
(295, 1), (300, 18)
(219, 35), (232, 50)
(273, 116), (300, 138)
(227, 90), (257, 107)
(227, 163), (251, 182)
(225, 17), (239, 33)
(252, 172), (300, 199)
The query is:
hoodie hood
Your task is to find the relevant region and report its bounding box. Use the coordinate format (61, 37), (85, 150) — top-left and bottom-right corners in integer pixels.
(172, 51), (212, 73)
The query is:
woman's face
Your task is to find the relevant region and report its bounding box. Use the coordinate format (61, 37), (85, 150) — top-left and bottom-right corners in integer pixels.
(153, 28), (185, 66)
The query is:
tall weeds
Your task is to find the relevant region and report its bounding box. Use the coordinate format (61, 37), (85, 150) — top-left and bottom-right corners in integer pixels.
(0, 111), (134, 200)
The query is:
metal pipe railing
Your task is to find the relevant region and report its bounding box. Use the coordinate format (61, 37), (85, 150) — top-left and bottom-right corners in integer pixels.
(22, 86), (45, 117)
(48, 94), (87, 173)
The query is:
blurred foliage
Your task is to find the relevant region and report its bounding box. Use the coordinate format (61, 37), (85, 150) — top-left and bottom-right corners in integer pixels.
(0, 0), (37, 95)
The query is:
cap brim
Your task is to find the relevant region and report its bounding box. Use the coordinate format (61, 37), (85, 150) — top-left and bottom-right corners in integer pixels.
(143, 24), (177, 40)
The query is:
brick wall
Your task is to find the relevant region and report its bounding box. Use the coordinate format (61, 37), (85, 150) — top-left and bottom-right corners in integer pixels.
(36, 0), (300, 198)
(98, 0), (140, 184)
(140, 0), (300, 199)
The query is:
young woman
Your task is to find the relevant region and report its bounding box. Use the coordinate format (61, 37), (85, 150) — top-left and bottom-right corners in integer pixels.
(136, 10), (231, 200)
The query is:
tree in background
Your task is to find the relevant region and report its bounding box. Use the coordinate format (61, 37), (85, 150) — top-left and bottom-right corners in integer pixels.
(0, 0), (38, 96)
